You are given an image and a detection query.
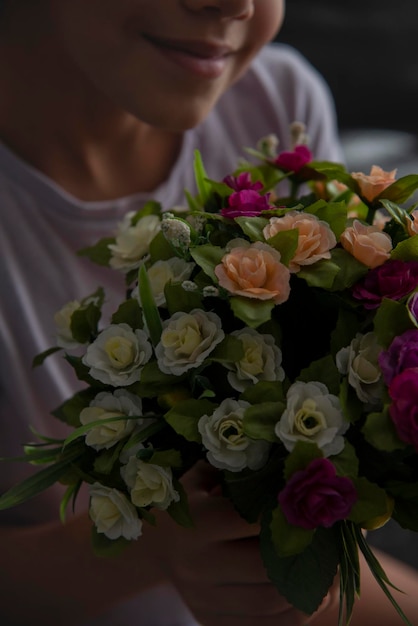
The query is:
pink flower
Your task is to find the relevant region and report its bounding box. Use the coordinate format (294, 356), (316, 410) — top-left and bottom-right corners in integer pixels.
(406, 209), (418, 236)
(379, 329), (418, 385)
(223, 172), (263, 192)
(263, 211), (336, 272)
(274, 145), (312, 173)
(340, 220), (392, 269)
(352, 259), (418, 309)
(351, 165), (397, 202)
(221, 189), (273, 219)
(214, 241), (291, 305)
(389, 368), (418, 452)
(278, 458), (357, 530)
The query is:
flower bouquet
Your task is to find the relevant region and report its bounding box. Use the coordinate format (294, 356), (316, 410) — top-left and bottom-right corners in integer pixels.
(3, 123), (418, 625)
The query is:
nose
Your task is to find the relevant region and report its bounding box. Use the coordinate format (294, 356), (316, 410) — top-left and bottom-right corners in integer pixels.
(180, 0), (254, 20)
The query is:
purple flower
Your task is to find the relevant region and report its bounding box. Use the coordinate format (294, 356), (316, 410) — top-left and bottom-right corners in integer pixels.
(278, 457), (357, 530)
(274, 145), (312, 174)
(378, 329), (418, 385)
(221, 189), (273, 219)
(223, 172), (263, 192)
(352, 259), (418, 309)
(389, 368), (418, 451)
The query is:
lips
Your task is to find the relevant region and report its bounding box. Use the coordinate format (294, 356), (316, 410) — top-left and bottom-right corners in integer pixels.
(143, 34), (233, 79)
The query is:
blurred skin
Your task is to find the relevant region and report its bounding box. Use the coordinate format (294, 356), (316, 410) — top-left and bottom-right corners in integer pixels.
(1, 1), (418, 625)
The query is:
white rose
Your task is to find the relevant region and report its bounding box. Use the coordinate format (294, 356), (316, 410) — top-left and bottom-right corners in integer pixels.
(82, 323), (152, 386)
(198, 398), (270, 472)
(54, 300), (84, 350)
(155, 309), (224, 375)
(336, 332), (383, 405)
(121, 458), (180, 510)
(89, 483), (142, 540)
(80, 390), (143, 450)
(133, 257), (194, 307)
(275, 381), (348, 457)
(109, 213), (161, 271)
(226, 328), (285, 392)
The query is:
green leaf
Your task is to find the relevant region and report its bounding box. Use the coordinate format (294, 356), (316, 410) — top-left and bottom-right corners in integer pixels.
(328, 248), (368, 291)
(138, 264), (162, 346)
(70, 302), (101, 344)
(94, 442), (125, 475)
(330, 441), (359, 478)
(283, 441), (323, 481)
(264, 228), (299, 267)
(260, 509), (340, 615)
(91, 525), (130, 557)
(164, 282), (203, 315)
(193, 150), (211, 204)
(386, 481), (418, 531)
(148, 449), (182, 468)
(32, 346), (62, 368)
(305, 200), (348, 240)
(270, 505), (315, 557)
(190, 244), (224, 281)
(339, 377), (364, 423)
(111, 299), (143, 330)
(63, 415), (143, 449)
(379, 174), (418, 205)
(51, 388), (97, 428)
(59, 481), (81, 523)
(297, 354), (341, 395)
(297, 258), (341, 289)
(243, 402), (283, 442)
(362, 407), (406, 452)
(78, 237), (115, 267)
(234, 216), (269, 242)
(373, 298), (413, 348)
(149, 231), (177, 262)
(391, 234), (418, 262)
(164, 398), (215, 442)
(208, 335), (244, 364)
(230, 296), (274, 328)
(167, 479), (194, 528)
(241, 380), (285, 404)
(0, 442), (85, 510)
(348, 477), (388, 525)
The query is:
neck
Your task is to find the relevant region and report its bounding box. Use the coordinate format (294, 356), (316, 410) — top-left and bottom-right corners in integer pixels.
(0, 7), (182, 201)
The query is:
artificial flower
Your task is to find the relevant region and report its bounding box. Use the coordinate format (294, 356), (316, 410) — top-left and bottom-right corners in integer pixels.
(89, 483), (143, 540)
(340, 220), (392, 269)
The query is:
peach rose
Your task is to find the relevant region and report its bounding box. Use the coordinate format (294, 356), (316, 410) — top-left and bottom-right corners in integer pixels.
(351, 165), (397, 202)
(263, 211), (337, 273)
(340, 220), (392, 268)
(407, 209), (418, 236)
(214, 241), (291, 305)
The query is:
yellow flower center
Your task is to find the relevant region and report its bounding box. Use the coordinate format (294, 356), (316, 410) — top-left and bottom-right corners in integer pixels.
(293, 398), (326, 436)
(219, 418), (246, 446)
(105, 336), (135, 368)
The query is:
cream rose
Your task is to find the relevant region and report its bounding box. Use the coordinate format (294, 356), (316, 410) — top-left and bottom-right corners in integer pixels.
(121, 458), (179, 510)
(109, 213), (161, 271)
(336, 332), (384, 405)
(89, 483), (143, 540)
(340, 219), (392, 268)
(226, 328), (284, 391)
(80, 390), (143, 450)
(155, 309), (224, 375)
(198, 398), (270, 472)
(351, 165), (397, 202)
(54, 300), (84, 350)
(263, 211), (337, 272)
(214, 240), (291, 305)
(275, 381), (348, 457)
(133, 257), (194, 307)
(82, 323), (152, 386)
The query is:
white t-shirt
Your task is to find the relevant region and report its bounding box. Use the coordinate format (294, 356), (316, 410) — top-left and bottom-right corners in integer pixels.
(0, 44), (342, 625)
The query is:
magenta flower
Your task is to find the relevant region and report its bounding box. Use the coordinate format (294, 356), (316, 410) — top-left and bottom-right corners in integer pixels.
(378, 329), (418, 385)
(389, 368), (418, 451)
(223, 172), (263, 192)
(221, 189), (273, 219)
(274, 145), (312, 174)
(352, 259), (418, 309)
(278, 457), (357, 530)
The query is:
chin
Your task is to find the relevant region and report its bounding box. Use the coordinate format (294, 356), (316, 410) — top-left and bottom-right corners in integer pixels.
(132, 99), (215, 133)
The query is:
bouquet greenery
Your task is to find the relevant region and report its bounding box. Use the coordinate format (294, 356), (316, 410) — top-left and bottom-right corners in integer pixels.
(3, 123), (418, 625)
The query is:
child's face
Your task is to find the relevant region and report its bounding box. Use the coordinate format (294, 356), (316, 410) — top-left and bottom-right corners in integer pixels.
(48, 0), (285, 131)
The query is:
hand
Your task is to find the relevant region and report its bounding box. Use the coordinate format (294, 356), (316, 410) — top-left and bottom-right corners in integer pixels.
(156, 462), (334, 626)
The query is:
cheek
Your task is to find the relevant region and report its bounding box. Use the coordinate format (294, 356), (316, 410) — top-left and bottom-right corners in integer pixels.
(252, 0), (286, 45)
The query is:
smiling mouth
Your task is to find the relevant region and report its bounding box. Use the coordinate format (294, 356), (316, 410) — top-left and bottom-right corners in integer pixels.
(143, 34), (233, 79)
